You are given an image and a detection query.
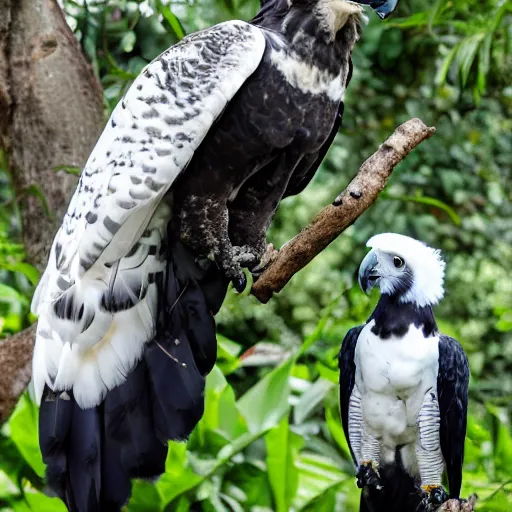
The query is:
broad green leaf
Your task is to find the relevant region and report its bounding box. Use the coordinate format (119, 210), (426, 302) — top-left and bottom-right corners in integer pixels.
(325, 405), (352, 462)
(1, 262), (39, 286)
(293, 378), (334, 425)
(156, 442), (203, 505)
(265, 417), (299, 512)
(436, 43), (459, 86)
(157, 3), (186, 40)
(7, 395), (45, 479)
(487, 404), (512, 472)
(216, 335), (242, 375)
(0, 284), (28, 306)
(172, 495), (192, 512)
(0, 469), (18, 497)
(384, 194), (461, 225)
(198, 365), (246, 443)
(129, 480), (163, 511)
(293, 453), (348, 510)
(388, 12), (430, 28)
(237, 357), (294, 434)
(315, 362), (339, 384)
(23, 491), (69, 512)
(456, 33), (484, 87)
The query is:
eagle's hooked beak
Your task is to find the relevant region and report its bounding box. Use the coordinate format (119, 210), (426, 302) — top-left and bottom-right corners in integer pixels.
(353, 0), (399, 19)
(358, 251), (380, 294)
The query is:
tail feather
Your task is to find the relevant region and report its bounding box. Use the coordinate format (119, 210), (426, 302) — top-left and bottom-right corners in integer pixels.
(99, 440), (131, 511)
(103, 361), (167, 479)
(145, 329), (206, 442)
(67, 402), (102, 512)
(38, 237), (229, 511)
(181, 281), (218, 375)
(39, 388), (73, 501)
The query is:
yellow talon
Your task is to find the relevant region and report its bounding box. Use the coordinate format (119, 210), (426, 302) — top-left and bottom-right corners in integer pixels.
(360, 460), (380, 476)
(421, 484), (442, 493)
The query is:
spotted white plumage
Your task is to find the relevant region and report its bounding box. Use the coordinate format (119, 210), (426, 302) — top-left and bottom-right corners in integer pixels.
(31, 20), (266, 409)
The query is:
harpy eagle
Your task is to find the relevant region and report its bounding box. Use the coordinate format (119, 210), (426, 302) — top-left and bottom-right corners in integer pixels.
(31, 0), (399, 510)
(338, 233), (470, 512)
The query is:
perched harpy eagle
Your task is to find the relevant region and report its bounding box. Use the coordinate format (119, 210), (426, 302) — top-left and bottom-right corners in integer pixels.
(338, 233), (470, 512)
(31, 1), (399, 509)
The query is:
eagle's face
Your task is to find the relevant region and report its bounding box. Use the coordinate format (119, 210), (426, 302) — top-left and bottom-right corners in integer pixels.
(358, 233), (446, 308)
(353, 0), (400, 19)
(358, 249), (413, 297)
(299, 0), (398, 38)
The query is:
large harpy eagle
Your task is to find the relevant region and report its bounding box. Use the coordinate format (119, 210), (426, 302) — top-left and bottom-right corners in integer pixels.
(31, 1), (399, 510)
(338, 233), (470, 512)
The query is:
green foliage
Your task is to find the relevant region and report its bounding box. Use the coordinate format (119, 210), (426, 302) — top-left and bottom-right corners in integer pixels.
(0, 0), (511, 510)
(0, 155), (38, 338)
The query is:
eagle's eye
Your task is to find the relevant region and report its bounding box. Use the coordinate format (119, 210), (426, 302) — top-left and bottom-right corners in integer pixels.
(393, 256), (404, 268)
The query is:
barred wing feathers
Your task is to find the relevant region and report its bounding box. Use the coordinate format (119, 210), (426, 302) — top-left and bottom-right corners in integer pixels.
(31, 20), (266, 409)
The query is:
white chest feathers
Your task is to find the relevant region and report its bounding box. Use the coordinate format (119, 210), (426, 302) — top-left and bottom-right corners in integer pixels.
(354, 321), (440, 441)
(269, 48), (346, 101)
(355, 321), (439, 396)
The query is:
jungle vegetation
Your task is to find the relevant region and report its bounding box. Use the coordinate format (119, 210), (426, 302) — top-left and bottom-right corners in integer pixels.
(0, 0), (510, 510)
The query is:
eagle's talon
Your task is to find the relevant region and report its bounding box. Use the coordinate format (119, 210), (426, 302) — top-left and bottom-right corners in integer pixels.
(217, 245), (255, 290)
(252, 243), (278, 278)
(232, 274), (247, 293)
(420, 485), (449, 511)
(232, 245), (261, 268)
(356, 461), (382, 491)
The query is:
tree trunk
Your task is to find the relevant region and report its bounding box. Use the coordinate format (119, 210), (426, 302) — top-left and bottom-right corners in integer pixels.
(0, 0), (104, 423)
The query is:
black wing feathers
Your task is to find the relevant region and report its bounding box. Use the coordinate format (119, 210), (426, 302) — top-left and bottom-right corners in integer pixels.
(437, 334), (469, 499)
(284, 59), (352, 198)
(283, 102), (345, 198)
(338, 325), (364, 465)
(38, 237), (225, 511)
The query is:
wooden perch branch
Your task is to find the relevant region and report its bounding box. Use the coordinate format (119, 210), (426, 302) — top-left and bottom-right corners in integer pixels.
(437, 495), (477, 512)
(0, 118), (435, 425)
(251, 118), (436, 303)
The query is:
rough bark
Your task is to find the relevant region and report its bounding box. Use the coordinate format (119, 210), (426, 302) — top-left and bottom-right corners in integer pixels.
(437, 495), (477, 512)
(1, 0), (104, 269)
(251, 118), (436, 303)
(0, 0), (104, 423)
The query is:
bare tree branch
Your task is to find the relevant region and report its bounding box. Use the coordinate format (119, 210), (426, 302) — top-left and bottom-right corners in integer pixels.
(437, 495), (477, 512)
(251, 118), (436, 303)
(0, 118), (435, 424)
(0, 325), (35, 422)
(0, 0), (104, 424)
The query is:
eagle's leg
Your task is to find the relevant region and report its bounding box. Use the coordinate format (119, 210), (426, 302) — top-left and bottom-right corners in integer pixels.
(176, 195), (251, 291)
(416, 389), (448, 511)
(228, 194), (274, 273)
(348, 385), (363, 461)
(228, 153), (300, 275)
(357, 426), (383, 491)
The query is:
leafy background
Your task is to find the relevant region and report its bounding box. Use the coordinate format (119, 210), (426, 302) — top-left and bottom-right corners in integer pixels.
(1, 0), (511, 510)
